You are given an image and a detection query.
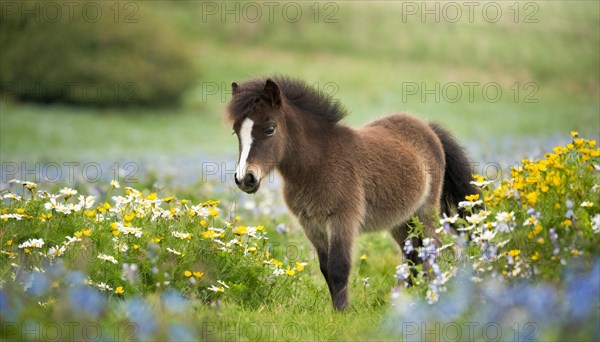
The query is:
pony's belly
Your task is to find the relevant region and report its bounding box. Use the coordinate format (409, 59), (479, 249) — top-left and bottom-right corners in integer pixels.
(359, 210), (412, 232)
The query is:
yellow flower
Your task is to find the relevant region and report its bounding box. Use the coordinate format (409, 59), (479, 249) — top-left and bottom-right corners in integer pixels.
(233, 226), (247, 235)
(540, 185), (549, 193)
(82, 229), (92, 236)
(525, 192), (538, 207)
(465, 194), (480, 201)
(146, 193), (158, 200)
(571, 131), (579, 137)
(112, 230), (120, 236)
(184, 271), (192, 277)
(508, 249), (520, 257)
(115, 286), (124, 294)
(472, 174), (485, 182)
(16, 208), (25, 214)
(551, 175), (562, 187)
(124, 213), (135, 222)
(163, 196), (175, 203)
(133, 244), (140, 249)
(285, 267), (296, 276)
(513, 179), (524, 190)
(84, 209), (97, 218)
(235, 215), (241, 222)
(247, 247), (257, 253)
(202, 230), (216, 239)
(562, 219), (572, 227)
(193, 271), (204, 279)
(528, 224), (542, 239)
(531, 251), (539, 261)
(581, 201), (593, 208)
(360, 254), (367, 261)
(526, 174), (541, 184)
(256, 225), (265, 231)
(200, 220), (208, 228)
(208, 207), (219, 217)
(571, 249), (581, 256)
(152, 237), (162, 243)
(202, 200), (220, 207)
(536, 238), (545, 244)
(181, 199), (189, 205)
(6, 240), (12, 246)
(103, 202), (112, 210)
(74, 231), (83, 238)
(295, 262), (306, 272)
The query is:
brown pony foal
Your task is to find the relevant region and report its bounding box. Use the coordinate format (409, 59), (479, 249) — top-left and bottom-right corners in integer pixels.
(227, 76), (476, 311)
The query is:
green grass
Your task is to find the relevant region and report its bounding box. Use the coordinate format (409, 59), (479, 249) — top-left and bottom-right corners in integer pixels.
(1, 135), (598, 341)
(2, 1), (599, 163)
(0, 103), (229, 162)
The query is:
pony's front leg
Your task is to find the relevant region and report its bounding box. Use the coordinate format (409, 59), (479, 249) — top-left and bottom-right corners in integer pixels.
(300, 221), (333, 297)
(327, 216), (357, 311)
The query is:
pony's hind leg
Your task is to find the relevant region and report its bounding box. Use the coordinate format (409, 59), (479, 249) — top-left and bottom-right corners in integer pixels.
(391, 223), (421, 286)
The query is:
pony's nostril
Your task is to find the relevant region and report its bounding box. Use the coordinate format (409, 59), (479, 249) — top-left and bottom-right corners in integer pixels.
(244, 173), (257, 186)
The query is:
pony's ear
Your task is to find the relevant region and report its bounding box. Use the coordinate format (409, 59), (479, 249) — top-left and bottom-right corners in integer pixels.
(231, 82), (239, 94)
(262, 79), (281, 108)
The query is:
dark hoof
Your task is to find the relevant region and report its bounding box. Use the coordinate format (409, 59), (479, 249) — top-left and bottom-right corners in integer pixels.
(332, 286), (348, 311)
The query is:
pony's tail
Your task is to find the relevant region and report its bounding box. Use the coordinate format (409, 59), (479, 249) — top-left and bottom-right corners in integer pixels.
(429, 123), (480, 216)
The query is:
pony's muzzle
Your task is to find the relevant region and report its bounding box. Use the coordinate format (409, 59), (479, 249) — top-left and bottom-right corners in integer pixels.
(234, 172), (260, 194)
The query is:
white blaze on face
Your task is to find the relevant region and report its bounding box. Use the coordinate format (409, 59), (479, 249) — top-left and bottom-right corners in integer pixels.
(236, 118), (254, 182)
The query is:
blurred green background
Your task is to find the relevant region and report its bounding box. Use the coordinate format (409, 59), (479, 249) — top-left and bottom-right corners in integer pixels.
(1, 1), (599, 176)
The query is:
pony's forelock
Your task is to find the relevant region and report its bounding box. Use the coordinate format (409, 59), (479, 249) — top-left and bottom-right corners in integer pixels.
(227, 76), (347, 124)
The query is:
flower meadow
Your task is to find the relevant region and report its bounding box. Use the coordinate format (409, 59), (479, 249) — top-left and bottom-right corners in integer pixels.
(1, 133), (599, 341)
(388, 132), (600, 340)
(1, 181), (313, 340)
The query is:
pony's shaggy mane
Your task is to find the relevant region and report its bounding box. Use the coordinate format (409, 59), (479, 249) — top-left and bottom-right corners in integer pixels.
(228, 76), (347, 124)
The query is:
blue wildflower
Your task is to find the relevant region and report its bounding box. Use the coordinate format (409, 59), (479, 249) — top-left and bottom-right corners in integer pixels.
(67, 286), (105, 319)
(125, 297), (157, 340)
(161, 290), (189, 314)
(276, 223), (287, 234)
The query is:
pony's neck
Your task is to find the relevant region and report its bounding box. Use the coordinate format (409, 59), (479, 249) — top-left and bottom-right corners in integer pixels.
(278, 107), (335, 181)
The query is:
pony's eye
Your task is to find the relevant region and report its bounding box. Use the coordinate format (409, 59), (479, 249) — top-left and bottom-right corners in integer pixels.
(264, 126), (276, 136)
